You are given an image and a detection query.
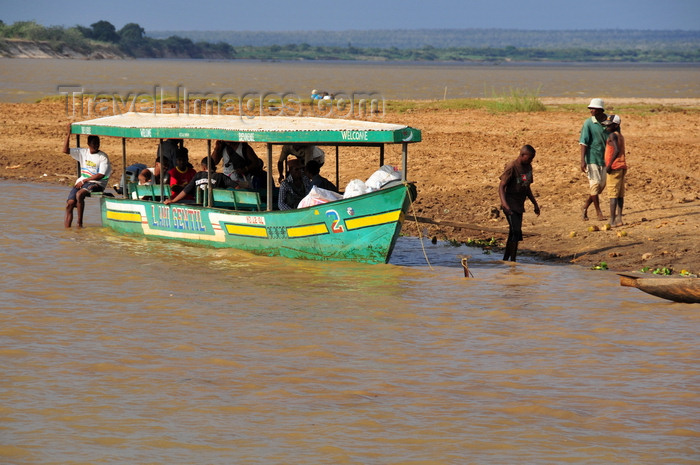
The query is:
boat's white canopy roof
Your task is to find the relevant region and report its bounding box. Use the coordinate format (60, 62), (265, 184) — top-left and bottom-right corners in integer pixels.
(71, 113), (421, 145)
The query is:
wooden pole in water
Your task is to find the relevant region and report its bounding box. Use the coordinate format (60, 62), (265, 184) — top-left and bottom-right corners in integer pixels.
(461, 256), (473, 277)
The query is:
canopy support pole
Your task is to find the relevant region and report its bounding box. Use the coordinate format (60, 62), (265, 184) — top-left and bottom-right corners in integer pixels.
(207, 140), (212, 207)
(335, 146), (339, 191)
(158, 139), (164, 202)
(75, 134), (80, 178)
(401, 143), (408, 181)
(266, 144), (273, 211)
(121, 138), (127, 198)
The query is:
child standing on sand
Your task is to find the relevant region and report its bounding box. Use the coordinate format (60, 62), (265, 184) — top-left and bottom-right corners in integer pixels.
(602, 115), (627, 226)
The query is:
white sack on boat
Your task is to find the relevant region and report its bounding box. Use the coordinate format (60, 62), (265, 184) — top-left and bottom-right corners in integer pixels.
(298, 186), (343, 208)
(365, 165), (402, 191)
(343, 179), (369, 198)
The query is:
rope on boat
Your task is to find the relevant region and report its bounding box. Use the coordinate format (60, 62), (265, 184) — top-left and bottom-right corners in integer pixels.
(406, 184), (433, 270)
(404, 183), (474, 277)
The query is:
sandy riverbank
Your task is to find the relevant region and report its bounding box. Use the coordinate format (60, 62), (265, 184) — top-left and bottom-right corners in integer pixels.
(1, 98), (698, 273)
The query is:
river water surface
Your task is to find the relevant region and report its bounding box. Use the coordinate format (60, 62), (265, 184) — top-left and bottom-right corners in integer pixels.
(1, 181), (698, 464)
(0, 59), (698, 102)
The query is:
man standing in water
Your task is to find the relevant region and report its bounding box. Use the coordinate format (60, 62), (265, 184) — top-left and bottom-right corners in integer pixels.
(579, 98), (608, 221)
(63, 124), (112, 228)
(499, 145), (540, 262)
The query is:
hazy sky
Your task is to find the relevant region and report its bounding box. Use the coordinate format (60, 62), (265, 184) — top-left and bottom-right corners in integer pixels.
(1, 0), (698, 31)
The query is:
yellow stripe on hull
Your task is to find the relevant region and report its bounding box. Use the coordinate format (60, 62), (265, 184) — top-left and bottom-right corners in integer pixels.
(345, 210), (402, 230)
(287, 223), (329, 238)
(106, 210), (142, 223)
(224, 223), (268, 238)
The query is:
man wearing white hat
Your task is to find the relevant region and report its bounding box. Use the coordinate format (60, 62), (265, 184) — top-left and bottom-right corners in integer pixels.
(579, 98), (609, 221)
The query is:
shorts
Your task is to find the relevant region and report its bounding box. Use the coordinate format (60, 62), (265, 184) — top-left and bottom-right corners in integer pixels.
(67, 182), (104, 202)
(587, 164), (607, 196)
(505, 211), (523, 242)
(607, 168), (626, 198)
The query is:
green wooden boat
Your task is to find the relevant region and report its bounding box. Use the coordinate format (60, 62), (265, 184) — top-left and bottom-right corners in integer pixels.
(70, 114), (421, 264)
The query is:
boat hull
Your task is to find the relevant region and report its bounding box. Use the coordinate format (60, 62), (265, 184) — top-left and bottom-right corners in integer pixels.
(619, 273), (700, 303)
(100, 183), (414, 264)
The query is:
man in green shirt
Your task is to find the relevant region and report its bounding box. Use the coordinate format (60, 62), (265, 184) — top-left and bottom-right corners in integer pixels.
(579, 98), (609, 221)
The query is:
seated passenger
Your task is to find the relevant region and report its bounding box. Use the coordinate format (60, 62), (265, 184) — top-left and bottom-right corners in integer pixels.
(277, 144), (325, 183)
(305, 159), (338, 193)
(168, 147), (197, 198)
(138, 168), (153, 185)
(278, 158), (311, 210)
(154, 138), (183, 180)
(113, 162), (147, 194)
(153, 156), (171, 185)
(211, 140), (266, 189)
(134, 169), (157, 200)
(164, 157), (238, 205)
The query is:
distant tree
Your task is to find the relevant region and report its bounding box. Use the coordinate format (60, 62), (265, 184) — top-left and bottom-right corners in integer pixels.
(198, 41), (235, 58)
(90, 20), (119, 43)
(75, 25), (93, 39)
(163, 36), (199, 57)
(118, 22), (145, 54)
(119, 23), (144, 43)
(62, 27), (92, 53)
(2, 20), (43, 39)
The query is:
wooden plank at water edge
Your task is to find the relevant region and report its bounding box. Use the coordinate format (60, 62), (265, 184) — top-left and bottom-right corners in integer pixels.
(412, 216), (538, 237)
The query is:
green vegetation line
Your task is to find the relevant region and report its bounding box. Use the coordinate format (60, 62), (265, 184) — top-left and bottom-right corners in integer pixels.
(1, 20), (699, 62)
